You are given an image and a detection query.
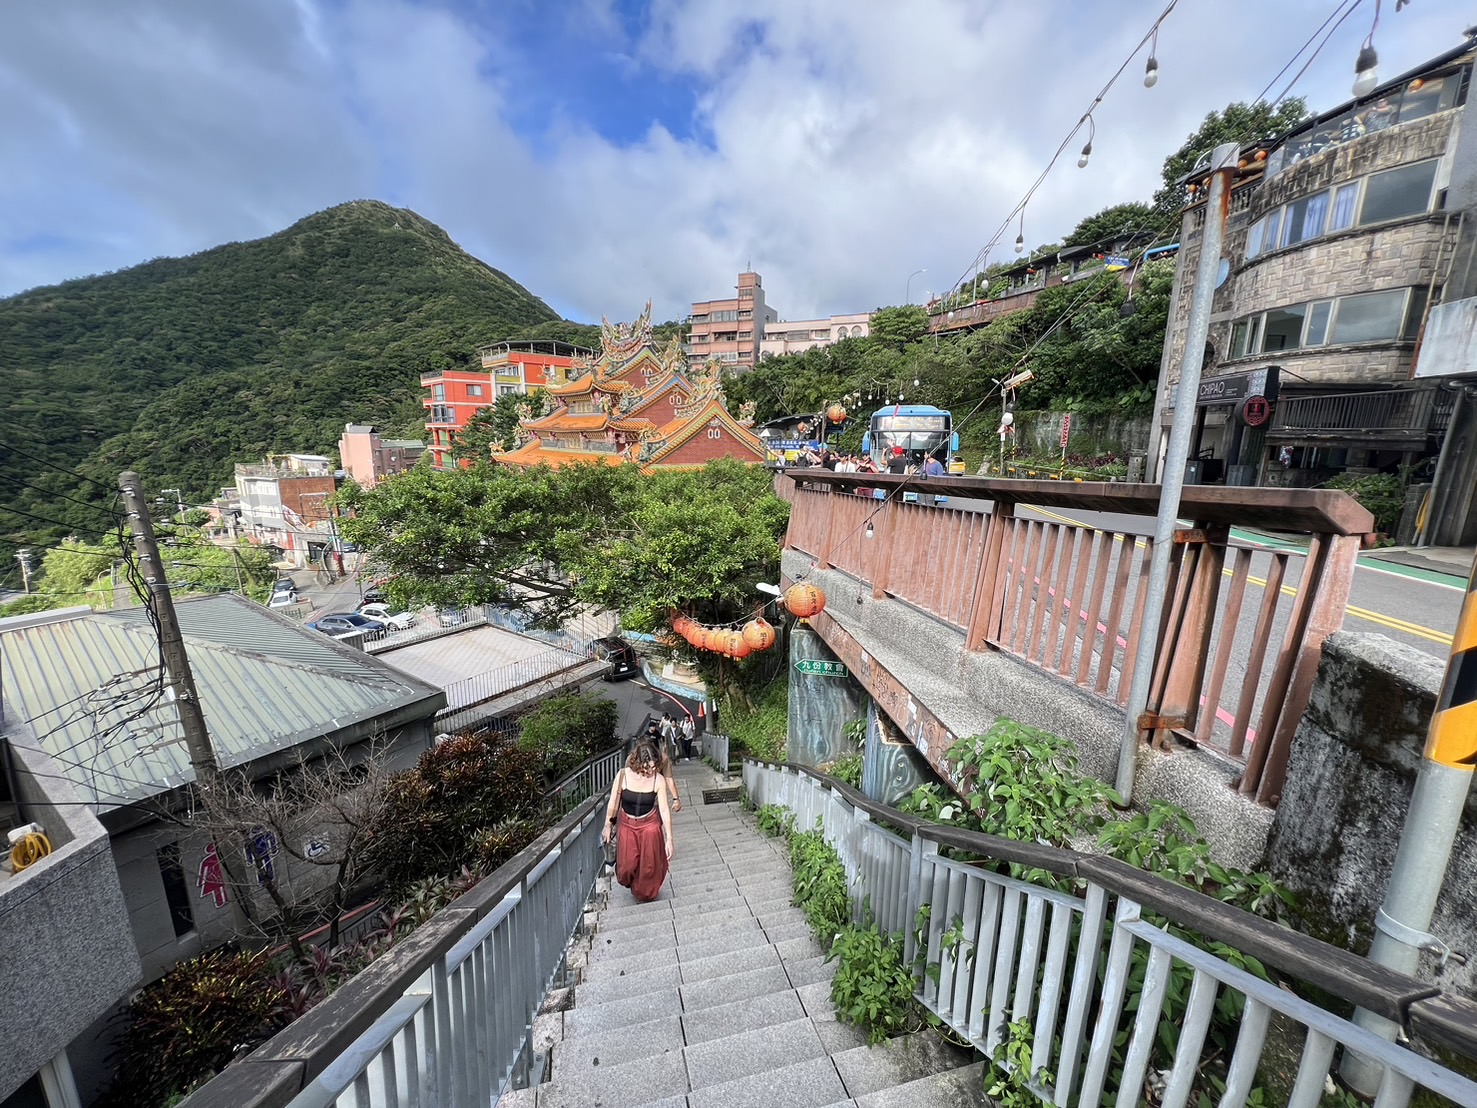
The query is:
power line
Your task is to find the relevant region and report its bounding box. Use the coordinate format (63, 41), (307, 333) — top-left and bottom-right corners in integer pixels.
(1273, 0), (1366, 105)
(0, 439), (116, 491)
(0, 470), (122, 521)
(1255, 0), (1361, 102)
(0, 503), (119, 539)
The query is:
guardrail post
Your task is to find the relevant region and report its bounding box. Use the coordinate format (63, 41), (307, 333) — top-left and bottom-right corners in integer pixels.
(871, 496), (896, 600)
(902, 831), (938, 968)
(965, 500), (1015, 651)
(1146, 525), (1227, 742)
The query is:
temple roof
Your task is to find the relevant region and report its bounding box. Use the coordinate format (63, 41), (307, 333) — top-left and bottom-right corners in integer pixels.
(643, 397), (766, 465)
(609, 418), (656, 432)
(493, 442), (630, 470)
(522, 412), (610, 432)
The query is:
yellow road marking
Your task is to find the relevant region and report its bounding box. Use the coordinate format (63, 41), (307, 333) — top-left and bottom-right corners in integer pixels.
(1018, 505), (1453, 646)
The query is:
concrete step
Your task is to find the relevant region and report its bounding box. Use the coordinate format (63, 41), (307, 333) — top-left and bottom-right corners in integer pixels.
(680, 963), (794, 1012)
(678, 941), (781, 984)
(573, 961), (681, 1007)
(851, 1061), (988, 1108)
(680, 987), (806, 1046)
(550, 1013), (683, 1073)
(530, 1047), (689, 1108)
(686, 1055), (850, 1108)
(562, 986), (682, 1038)
(684, 1015), (828, 1091)
(831, 1030), (976, 1099)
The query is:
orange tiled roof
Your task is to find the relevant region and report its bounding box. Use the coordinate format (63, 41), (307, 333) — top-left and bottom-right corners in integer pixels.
(523, 412), (609, 432)
(645, 398), (766, 464)
(493, 442), (631, 469)
(609, 418), (655, 432)
(547, 373), (596, 396)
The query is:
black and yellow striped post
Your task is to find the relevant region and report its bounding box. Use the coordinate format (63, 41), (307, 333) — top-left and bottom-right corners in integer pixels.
(1346, 553), (1477, 1094)
(1425, 558), (1477, 767)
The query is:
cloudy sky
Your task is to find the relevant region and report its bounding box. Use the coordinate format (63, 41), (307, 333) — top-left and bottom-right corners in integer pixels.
(0, 0), (1463, 322)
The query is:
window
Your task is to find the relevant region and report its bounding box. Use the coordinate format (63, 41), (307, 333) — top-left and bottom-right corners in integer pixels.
(1281, 191), (1329, 247)
(1359, 160), (1439, 225)
(1330, 289), (1408, 343)
(1329, 183), (1359, 232)
(432, 384), (445, 401)
(1246, 217), (1265, 258)
(1262, 305), (1308, 351)
(1405, 287), (1429, 340)
(1305, 300), (1333, 345)
(467, 384), (483, 397)
(496, 384), (520, 397)
(157, 843), (195, 937)
(1229, 320), (1251, 359)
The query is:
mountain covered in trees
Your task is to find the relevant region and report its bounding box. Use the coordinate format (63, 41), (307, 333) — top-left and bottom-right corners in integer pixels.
(0, 200), (562, 551)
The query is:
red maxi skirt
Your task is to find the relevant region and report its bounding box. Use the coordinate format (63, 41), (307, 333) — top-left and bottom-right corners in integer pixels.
(615, 807), (669, 902)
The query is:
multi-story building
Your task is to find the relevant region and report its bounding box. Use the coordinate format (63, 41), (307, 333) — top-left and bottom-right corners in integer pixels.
(422, 341), (592, 470)
(686, 271), (777, 372)
(1156, 38), (1471, 489)
(233, 455), (338, 566)
(758, 312), (872, 358)
(338, 424), (425, 487)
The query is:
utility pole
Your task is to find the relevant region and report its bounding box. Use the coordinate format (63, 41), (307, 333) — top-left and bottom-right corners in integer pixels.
(1115, 142), (1239, 804)
(15, 548), (33, 593)
(1342, 552), (1477, 1096)
(119, 472), (219, 792)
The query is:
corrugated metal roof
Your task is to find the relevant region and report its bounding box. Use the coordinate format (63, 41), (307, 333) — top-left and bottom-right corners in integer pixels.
(0, 596), (442, 812)
(374, 624), (569, 690)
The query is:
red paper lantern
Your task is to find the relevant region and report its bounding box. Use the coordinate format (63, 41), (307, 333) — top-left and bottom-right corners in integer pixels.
(729, 634), (752, 659)
(784, 583), (827, 620)
(826, 403), (847, 424)
(742, 618), (776, 652)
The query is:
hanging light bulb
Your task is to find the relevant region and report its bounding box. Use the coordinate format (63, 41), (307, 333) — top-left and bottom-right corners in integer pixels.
(1144, 55), (1159, 88)
(913, 377), (920, 388)
(1352, 42), (1379, 98)
(1077, 140), (1093, 169)
(1014, 234), (1024, 254)
(865, 521), (875, 540)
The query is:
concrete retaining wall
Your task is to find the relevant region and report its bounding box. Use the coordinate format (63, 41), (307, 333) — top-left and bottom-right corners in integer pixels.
(1264, 631), (1477, 992)
(1013, 411), (1152, 460)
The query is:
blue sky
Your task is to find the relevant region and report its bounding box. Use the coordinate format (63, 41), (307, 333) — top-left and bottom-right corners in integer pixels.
(0, 0), (1463, 322)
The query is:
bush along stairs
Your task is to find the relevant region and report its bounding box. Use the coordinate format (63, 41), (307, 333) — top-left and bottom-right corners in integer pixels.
(496, 759), (987, 1108)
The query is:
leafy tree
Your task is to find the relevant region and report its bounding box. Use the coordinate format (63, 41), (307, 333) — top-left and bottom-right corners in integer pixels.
(517, 691), (620, 781)
(1154, 98), (1309, 209)
(336, 459), (789, 631)
(36, 541), (115, 607)
(868, 305), (929, 348)
(1065, 201), (1159, 246)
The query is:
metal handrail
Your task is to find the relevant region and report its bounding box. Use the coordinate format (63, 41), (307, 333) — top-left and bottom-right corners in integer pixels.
(742, 758), (1477, 1106)
(440, 646), (591, 710)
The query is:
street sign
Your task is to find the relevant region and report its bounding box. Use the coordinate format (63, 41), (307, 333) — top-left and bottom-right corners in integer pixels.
(1060, 414), (1072, 449)
(794, 659), (849, 678)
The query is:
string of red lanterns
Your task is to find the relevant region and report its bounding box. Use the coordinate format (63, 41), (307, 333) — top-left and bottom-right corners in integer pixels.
(667, 583), (827, 658)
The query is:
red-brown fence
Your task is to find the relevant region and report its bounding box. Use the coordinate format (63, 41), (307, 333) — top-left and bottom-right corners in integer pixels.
(778, 471), (1373, 806)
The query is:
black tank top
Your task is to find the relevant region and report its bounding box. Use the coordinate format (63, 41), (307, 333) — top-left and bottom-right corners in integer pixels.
(621, 788), (656, 816)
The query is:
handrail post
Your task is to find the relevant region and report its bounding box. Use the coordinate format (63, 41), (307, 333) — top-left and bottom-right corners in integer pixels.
(871, 495), (898, 600)
(965, 500), (1014, 651)
(1148, 524), (1228, 741)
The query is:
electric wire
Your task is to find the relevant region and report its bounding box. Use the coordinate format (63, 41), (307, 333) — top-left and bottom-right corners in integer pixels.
(0, 470), (123, 521)
(1254, 0), (1362, 103)
(1272, 0), (1367, 105)
(0, 439), (117, 490)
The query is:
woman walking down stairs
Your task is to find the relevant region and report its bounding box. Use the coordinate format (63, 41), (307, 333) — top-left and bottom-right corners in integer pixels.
(497, 759), (988, 1108)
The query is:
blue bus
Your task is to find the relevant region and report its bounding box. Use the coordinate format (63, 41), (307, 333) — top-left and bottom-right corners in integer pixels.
(859, 405), (961, 501)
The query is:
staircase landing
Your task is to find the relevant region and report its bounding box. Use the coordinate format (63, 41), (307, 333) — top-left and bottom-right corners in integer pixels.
(499, 760), (986, 1108)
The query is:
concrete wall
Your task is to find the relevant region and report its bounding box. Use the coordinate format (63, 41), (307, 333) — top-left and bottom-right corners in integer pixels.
(0, 743), (140, 1104)
(786, 624), (865, 766)
(784, 551), (1276, 870)
(1263, 631), (1476, 992)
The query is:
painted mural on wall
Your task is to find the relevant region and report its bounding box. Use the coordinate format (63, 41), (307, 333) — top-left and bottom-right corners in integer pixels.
(787, 624), (866, 766)
(861, 700), (939, 806)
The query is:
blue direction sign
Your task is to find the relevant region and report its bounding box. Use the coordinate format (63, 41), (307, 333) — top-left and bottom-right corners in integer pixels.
(795, 659), (849, 678)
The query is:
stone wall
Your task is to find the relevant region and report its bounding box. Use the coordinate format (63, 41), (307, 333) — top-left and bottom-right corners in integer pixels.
(1013, 410), (1151, 460)
(1263, 631), (1476, 993)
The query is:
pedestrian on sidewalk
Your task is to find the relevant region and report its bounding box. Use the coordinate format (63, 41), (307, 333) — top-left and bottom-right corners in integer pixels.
(601, 741), (673, 902)
(679, 714), (695, 760)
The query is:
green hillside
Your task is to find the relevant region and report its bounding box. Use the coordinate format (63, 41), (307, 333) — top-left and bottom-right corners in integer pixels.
(0, 200), (559, 552)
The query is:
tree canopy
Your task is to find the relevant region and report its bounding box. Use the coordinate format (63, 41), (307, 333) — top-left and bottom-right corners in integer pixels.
(335, 459), (788, 631)
(1154, 98), (1309, 209)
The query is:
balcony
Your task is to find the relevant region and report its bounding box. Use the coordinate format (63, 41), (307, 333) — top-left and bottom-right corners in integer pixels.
(0, 739), (139, 1102)
(1269, 384), (1454, 444)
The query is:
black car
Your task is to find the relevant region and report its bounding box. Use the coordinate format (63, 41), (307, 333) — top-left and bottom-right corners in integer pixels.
(360, 585), (388, 606)
(589, 636), (639, 681)
(271, 578), (298, 598)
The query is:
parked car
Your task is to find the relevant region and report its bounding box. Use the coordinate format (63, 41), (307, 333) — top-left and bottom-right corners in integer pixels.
(436, 607), (468, 627)
(268, 592), (301, 610)
(357, 602), (416, 631)
(360, 585), (388, 606)
(307, 612), (388, 641)
(588, 636), (639, 681)
(271, 578), (298, 599)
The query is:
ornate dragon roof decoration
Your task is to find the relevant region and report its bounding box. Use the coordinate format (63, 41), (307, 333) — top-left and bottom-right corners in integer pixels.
(599, 300), (654, 370)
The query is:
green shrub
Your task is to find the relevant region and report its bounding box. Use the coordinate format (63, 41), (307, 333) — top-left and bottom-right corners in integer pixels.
(1325, 471), (1405, 533)
(755, 803), (795, 838)
(724, 678), (787, 761)
(828, 922), (922, 1044)
(517, 691), (620, 781)
(789, 826), (850, 942)
(826, 752), (863, 789)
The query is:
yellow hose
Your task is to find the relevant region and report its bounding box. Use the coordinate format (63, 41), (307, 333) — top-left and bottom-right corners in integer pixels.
(11, 832), (53, 872)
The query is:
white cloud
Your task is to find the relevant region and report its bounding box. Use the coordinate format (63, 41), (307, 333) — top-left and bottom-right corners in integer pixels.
(0, 0), (1465, 322)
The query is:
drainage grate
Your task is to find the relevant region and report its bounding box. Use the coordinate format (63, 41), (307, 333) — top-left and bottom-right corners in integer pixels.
(702, 786), (742, 804)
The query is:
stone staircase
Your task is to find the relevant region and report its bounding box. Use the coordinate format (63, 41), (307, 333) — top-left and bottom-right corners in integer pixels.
(498, 760), (987, 1108)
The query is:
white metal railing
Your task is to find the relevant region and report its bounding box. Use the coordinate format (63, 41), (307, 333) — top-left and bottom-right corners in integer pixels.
(546, 747), (625, 815)
(704, 732), (731, 778)
(441, 647), (591, 711)
(284, 801), (609, 1108)
(743, 761), (1477, 1108)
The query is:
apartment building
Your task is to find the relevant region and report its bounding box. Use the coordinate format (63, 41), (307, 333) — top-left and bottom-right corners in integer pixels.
(1157, 38), (1470, 490)
(423, 340), (592, 469)
(686, 271), (777, 372)
(338, 424), (425, 487)
(233, 455), (338, 566)
(758, 311), (872, 358)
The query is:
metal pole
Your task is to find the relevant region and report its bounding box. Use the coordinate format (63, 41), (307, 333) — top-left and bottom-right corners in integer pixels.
(16, 549), (32, 593)
(1342, 550), (1477, 1097)
(906, 269), (925, 306)
(1114, 142), (1239, 803)
(119, 471), (220, 792)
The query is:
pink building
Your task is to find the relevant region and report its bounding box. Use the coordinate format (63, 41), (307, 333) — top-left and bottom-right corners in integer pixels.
(338, 424), (426, 488)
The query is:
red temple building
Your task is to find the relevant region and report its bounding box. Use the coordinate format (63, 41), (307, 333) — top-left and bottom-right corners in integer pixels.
(492, 304), (765, 473)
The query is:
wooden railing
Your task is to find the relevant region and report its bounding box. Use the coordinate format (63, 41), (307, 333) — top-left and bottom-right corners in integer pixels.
(777, 471), (1374, 806)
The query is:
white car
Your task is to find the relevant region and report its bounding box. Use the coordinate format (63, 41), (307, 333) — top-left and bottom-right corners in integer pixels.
(357, 602), (416, 630)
